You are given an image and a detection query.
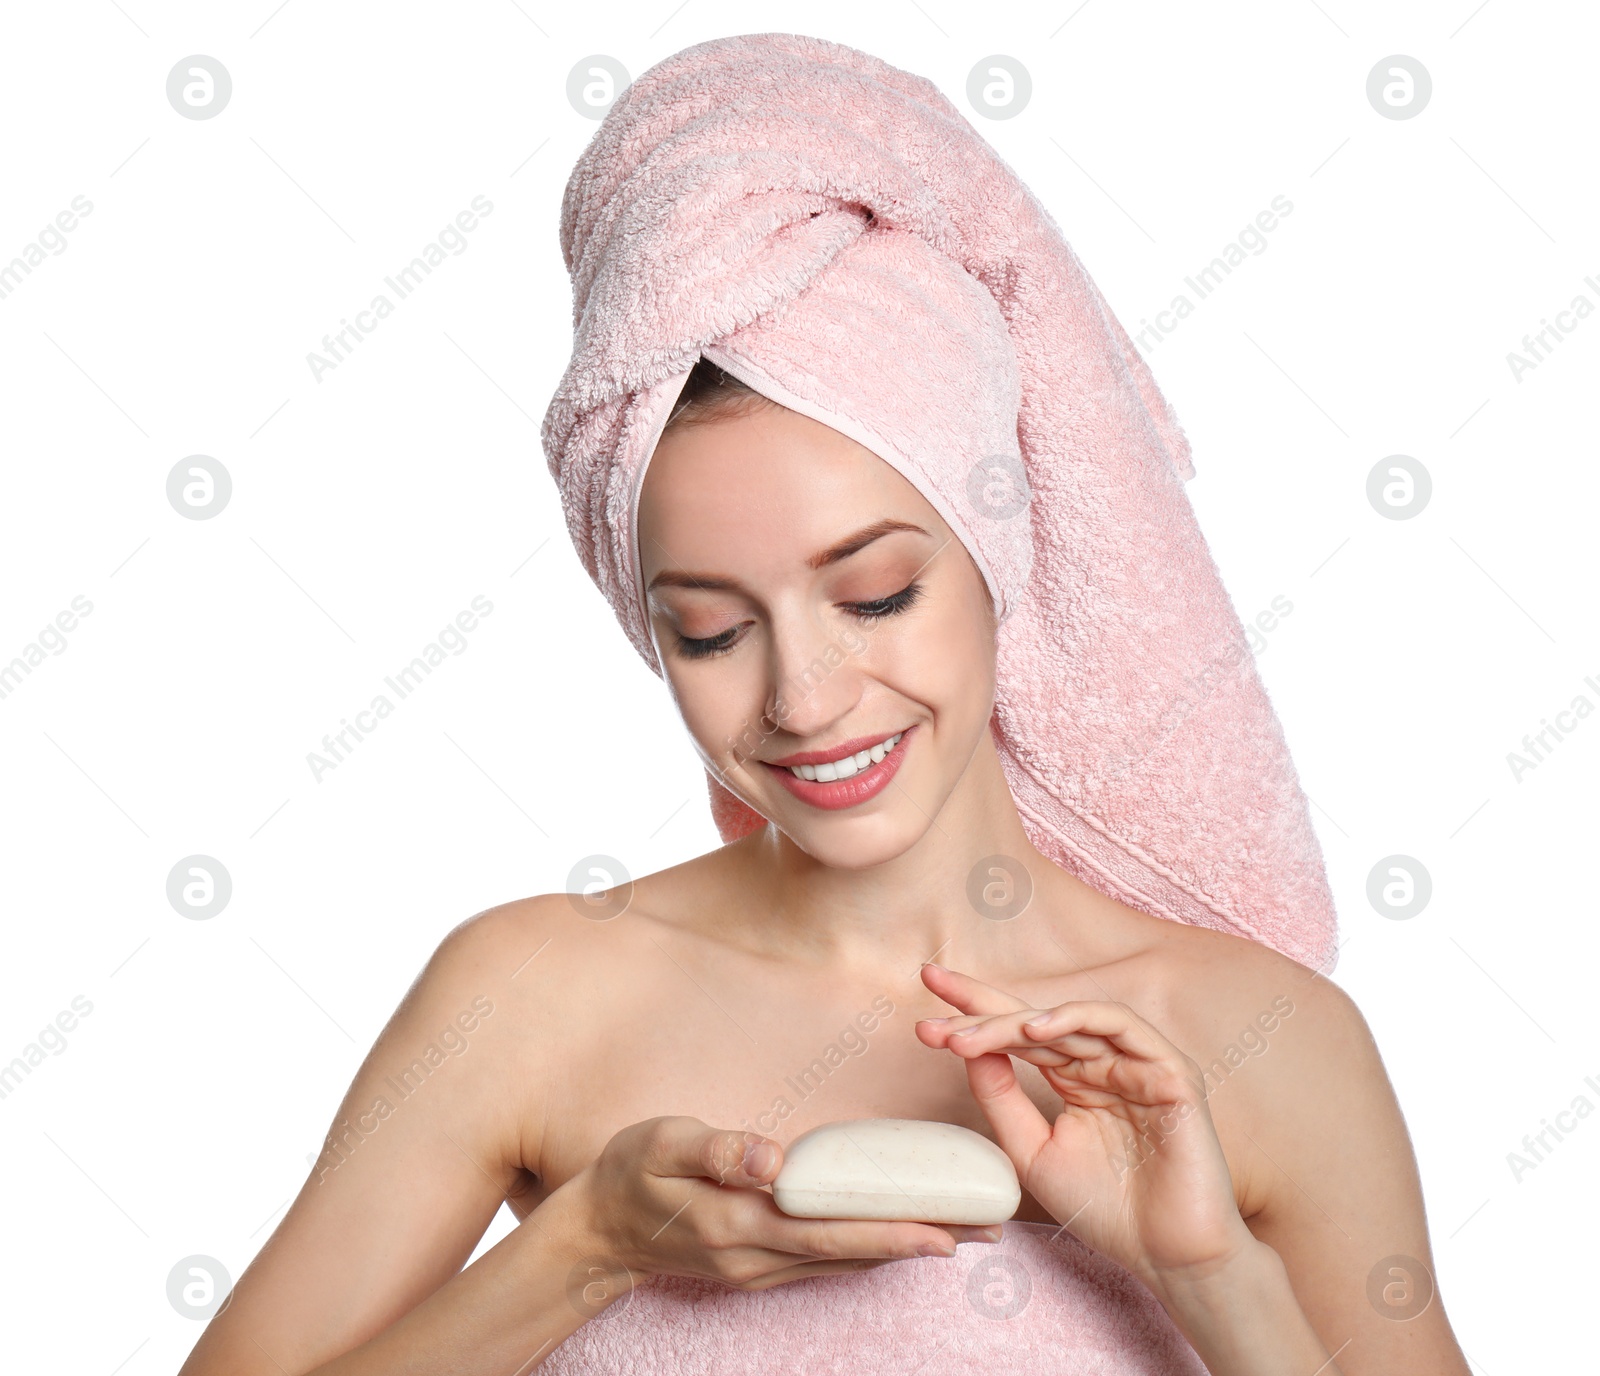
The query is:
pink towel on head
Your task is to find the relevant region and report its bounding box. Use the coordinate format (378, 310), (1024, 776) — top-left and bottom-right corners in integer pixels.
(541, 31), (1337, 973)
(540, 1221), (1210, 1375)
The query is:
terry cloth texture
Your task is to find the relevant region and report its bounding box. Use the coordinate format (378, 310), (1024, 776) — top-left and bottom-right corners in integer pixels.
(541, 31), (1336, 972)
(541, 1220), (1211, 1375)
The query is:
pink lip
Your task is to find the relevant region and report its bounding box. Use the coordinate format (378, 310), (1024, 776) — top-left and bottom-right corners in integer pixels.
(765, 727), (908, 768)
(759, 725), (916, 811)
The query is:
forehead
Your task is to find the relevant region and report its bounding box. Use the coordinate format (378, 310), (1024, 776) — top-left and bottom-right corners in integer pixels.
(637, 404), (938, 578)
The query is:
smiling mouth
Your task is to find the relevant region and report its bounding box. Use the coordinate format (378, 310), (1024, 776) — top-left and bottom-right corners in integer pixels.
(757, 726), (917, 812)
(779, 730), (906, 782)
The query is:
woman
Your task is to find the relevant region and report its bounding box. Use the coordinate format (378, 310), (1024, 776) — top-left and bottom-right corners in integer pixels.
(178, 34), (1471, 1376)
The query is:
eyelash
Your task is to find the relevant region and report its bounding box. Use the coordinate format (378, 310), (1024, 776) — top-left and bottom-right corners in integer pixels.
(674, 581), (925, 661)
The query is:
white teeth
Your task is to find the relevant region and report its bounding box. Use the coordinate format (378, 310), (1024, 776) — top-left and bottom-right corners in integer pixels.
(789, 731), (903, 782)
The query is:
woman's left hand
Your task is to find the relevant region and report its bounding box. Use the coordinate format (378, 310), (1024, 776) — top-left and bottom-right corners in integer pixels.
(915, 963), (1257, 1287)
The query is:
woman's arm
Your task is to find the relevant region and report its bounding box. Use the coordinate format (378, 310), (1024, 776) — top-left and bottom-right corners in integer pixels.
(294, 1179), (609, 1375)
(916, 960), (1472, 1376)
(177, 899), (609, 1375)
(1211, 968), (1472, 1375)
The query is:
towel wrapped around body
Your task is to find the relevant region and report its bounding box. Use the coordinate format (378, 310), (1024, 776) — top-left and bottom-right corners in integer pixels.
(541, 1220), (1210, 1375)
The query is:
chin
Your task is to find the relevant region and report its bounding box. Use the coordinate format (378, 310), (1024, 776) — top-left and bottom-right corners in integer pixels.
(775, 810), (930, 869)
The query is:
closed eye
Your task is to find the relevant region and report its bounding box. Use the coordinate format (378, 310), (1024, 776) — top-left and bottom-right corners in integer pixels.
(673, 581), (925, 661)
(844, 581), (924, 622)
(675, 625), (740, 660)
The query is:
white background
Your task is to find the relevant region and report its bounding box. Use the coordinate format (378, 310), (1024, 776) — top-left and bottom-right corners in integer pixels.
(1, 2), (1594, 1371)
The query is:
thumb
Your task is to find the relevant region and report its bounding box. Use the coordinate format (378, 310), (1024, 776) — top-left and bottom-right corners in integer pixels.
(695, 1126), (784, 1187)
(634, 1116), (783, 1188)
(964, 1051), (1052, 1169)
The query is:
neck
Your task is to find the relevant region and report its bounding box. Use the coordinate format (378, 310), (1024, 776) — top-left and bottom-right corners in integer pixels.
(723, 725), (1111, 975)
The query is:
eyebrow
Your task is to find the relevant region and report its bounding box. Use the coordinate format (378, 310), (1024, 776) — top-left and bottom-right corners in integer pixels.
(646, 518), (931, 594)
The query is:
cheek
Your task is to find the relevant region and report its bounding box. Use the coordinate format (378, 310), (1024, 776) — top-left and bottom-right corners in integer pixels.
(877, 588), (996, 712)
(664, 663), (769, 763)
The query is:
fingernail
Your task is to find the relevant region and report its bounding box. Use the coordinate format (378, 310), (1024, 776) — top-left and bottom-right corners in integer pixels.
(743, 1140), (778, 1176)
(1025, 1012), (1051, 1026)
(979, 1226), (1002, 1242)
(921, 1016), (949, 1025)
(916, 1242), (956, 1258)
(923, 963), (946, 973)
(950, 1026), (976, 1037)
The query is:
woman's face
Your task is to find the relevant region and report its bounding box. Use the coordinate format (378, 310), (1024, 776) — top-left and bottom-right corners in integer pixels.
(637, 399), (999, 867)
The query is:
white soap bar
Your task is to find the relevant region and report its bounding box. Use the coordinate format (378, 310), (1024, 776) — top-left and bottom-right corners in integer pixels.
(772, 1118), (1020, 1225)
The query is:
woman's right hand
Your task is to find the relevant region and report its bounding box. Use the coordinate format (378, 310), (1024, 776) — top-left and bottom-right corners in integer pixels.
(560, 1115), (1002, 1293)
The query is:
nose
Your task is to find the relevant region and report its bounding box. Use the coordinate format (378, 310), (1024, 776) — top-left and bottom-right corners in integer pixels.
(762, 604), (868, 742)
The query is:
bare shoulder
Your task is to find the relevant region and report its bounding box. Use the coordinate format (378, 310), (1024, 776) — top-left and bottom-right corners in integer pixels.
(385, 896), (609, 1082)
(344, 896), (588, 1150)
(426, 892), (574, 986)
(416, 876), (708, 1046)
(180, 894), (625, 1374)
(1124, 920), (1390, 1178)
(1127, 917), (1366, 1084)
(423, 853), (738, 1023)
(388, 895), (555, 1046)
(1133, 920), (1426, 1227)
(1179, 930), (1408, 1189)
(416, 891), (633, 1035)
(1121, 931), (1468, 1364)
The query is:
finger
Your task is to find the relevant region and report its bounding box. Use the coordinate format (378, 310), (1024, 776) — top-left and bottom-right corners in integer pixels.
(705, 1170), (980, 1262)
(947, 1015), (1184, 1108)
(928, 1013), (1182, 1116)
(942, 1010), (1114, 1061)
(921, 1008), (1100, 1054)
(647, 1118), (785, 1188)
(748, 1188), (1015, 1257)
(960, 1051), (1053, 1170)
(947, 1223), (1006, 1243)
(1017, 1001), (1175, 1062)
(739, 1257), (901, 1290)
(742, 1229), (1001, 1290)
(919, 963), (1031, 1017)
(1022, 1029), (1122, 1059)
(913, 1012), (995, 1045)
(920, 1014), (1086, 1070)
(757, 1209), (962, 1261)
(949, 1002), (1170, 1066)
